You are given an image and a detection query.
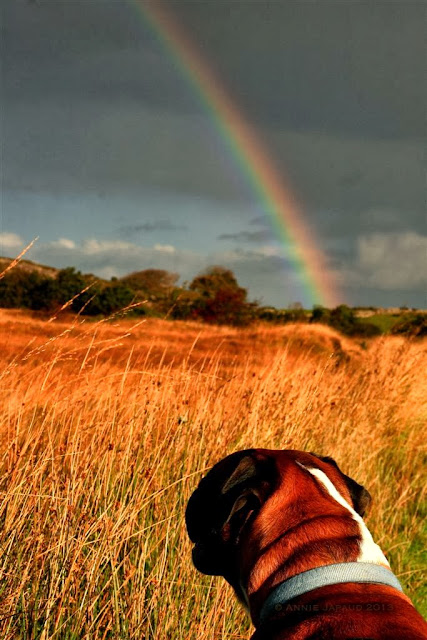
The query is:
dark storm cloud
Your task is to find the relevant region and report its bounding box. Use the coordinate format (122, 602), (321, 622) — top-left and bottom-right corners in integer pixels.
(264, 129), (425, 234)
(3, 1), (196, 111)
(4, 0), (424, 216)
(6, 0), (424, 140)
(119, 220), (188, 235)
(168, 1), (425, 140)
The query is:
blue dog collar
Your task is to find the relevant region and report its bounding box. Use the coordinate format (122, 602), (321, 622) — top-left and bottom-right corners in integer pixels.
(259, 562), (403, 624)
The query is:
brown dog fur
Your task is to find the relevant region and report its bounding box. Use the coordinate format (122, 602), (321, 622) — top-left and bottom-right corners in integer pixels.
(186, 449), (427, 639)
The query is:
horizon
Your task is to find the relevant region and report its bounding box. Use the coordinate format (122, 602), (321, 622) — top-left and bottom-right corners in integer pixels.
(1, 252), (426, 313)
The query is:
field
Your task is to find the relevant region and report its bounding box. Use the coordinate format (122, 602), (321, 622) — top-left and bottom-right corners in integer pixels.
(0, 308), (426, 639)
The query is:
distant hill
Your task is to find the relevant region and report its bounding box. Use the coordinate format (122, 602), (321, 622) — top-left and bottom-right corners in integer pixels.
(0, 256), (59, 279)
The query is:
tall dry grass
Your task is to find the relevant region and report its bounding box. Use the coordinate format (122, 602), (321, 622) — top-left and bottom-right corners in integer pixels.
(0, 309), (426, 639)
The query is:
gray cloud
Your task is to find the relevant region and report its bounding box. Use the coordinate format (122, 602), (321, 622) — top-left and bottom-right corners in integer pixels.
(356, 232), (427, 290)
(119, 220), (188, 235)
(218, 229), (273, 243)
(331, 232), (427, 294)
(249, 216), (270, 227)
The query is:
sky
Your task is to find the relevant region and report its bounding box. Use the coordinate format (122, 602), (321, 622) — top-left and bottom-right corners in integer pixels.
(1, 0), (426, 309)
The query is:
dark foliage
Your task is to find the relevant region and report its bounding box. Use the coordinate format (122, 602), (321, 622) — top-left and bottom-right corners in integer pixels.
(0, 270), (44, 309)
(120, 269), (179, 298)
(0, 267), (135, 317)
(311, 305), (382, 337)
(1, 261), (422, 334)
(188, 266), (256, 326)
(258, 307), (308, 324)
(80, 283), (135, 316)
(391, 314), (427, 338)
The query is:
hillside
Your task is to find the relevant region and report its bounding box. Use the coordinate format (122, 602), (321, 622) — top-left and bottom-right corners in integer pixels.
(0, 307), (364, 371)
(0, 256), (59, 279)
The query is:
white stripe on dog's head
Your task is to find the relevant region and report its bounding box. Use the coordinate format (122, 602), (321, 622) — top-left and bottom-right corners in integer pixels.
(298, 463), (389, 567)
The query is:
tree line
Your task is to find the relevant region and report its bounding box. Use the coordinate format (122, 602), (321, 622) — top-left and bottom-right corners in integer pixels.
(0, 265), (257, 326)
(0, 263), (424, 336)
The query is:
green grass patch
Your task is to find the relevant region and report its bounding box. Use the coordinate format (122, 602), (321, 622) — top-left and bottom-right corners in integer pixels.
(362, 314), (403, 334)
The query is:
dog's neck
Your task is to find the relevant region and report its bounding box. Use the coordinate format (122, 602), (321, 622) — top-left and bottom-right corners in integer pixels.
(238, 465), (390, 625)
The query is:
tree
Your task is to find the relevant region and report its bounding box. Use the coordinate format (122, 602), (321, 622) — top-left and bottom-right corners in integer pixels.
(169, 289), (199, 321)
(81, 283), (134, 316)
(330, 305), (357, 334)
(29, 277), (59, 311)
(120, 269), (179, 298)
(0, 270), (44, 309)
(311, 305), (330, 324)
(188, 266), (256, 326)
(189, 266), (242, 298)
(50, 268), (89, 310)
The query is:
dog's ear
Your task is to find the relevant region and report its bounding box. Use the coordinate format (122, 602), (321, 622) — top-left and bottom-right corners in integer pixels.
(185, 450), (276, 578)
(314, 454), (372, 518)
(219, 455), (266, 545)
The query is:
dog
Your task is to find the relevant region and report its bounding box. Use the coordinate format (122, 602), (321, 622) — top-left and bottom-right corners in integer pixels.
(186, 449), (427, 639)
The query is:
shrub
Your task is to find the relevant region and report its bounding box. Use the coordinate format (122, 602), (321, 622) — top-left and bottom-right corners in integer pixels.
(391, 314), (427, 338)
(188, 267), (256, 326)
(311, 304), (382, 337)
(81, 283), (135, 316)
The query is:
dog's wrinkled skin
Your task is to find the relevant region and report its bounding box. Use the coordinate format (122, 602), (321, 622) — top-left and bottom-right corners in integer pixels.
(186, 449), (427, 639)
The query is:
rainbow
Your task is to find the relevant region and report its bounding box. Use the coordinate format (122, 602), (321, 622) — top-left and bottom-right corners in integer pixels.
(131, 0), (339, 307)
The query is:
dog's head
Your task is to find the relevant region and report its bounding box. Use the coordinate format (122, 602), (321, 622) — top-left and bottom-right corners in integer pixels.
(185, 449), (371, 601)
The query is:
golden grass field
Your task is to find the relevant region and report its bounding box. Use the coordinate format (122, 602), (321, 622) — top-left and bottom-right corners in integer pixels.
(0, 308), (426, 639)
